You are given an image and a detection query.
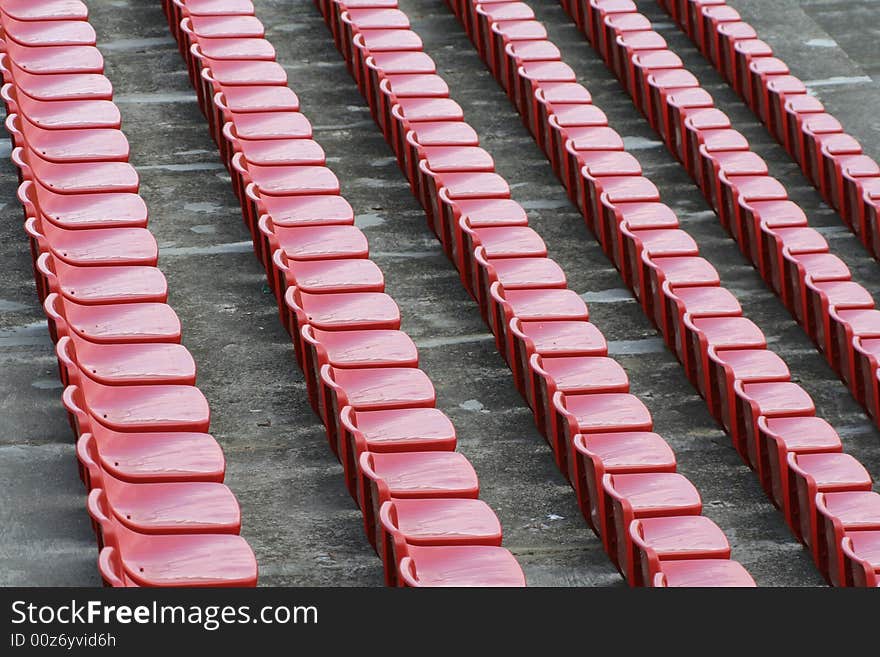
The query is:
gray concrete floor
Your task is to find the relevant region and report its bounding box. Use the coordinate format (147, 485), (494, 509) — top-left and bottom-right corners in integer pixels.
(1, 0), (878, 587)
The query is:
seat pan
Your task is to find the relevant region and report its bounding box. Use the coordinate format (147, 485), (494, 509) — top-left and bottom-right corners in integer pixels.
(809, 281), (873, 308)
(408, 120), (479, 147)
(346, 8), (410, 30)
(606, 472), (702, 513)
(684, 108), (731, 132)
(197, 38), (275, 62)
(28, 157), (139, 193)
(1, 17), (96, 47)
(311, 329), (418, 368)
(184, 0), (255, 13)
(615, 202), (677, 230)
(189, 15), (265, 39)
(50, 263), (166, 304)
(599, 176), (661, 204)
(383, 498), (502, 545)
(231, 111), (309, 140)
(760, 416), (842, 452)
(63, 300), (181, 344)
(456, 198), (528, 227)
(383, 74), (449, 99)
(115, 530), (257, 587)
(369, 49), (435, 74)
(470, 226), (546, 259)
(21, 124), (130, 162)
(654, 559), (755, 587)
(634, 516), (730, 555)
(519, 60), (576, 83)
(357, 27), (422, 52)
(501, 288), (589, 321)
(539, 356), (627, 393)
(2, 0), (88, 21)
(579, 151), (642, 178)
(39, 225), (157, 266)
(712, 348), (790, 381)
(294, 292), (400, 330)
(421, 146), (493, 172)
(364, 451), (478, 497)
(519, 321), (607, 356)
(788, 253), (849, 281)
(401, 546), (524, 587)
(13, 71), (112, 102)
(790, 453), (871, 489)
(239, 138), (324, 166)
(711, 151), (769, 176)
(569, 126), (625, 151)
(636, 229), (699, 256)
(347, 407), (456, 450)
(261, 194), (353, 226)
(6, 43), (103, 75)
(563, 392), (653, 432)
(70, 339), (196, 386)
(80, 380), (209, 432)
(650, 256), (719, 287)
(537, 82), (592, 106)
(249, 164), (339, 196)
(218, 84), (298, 113)
(275, 224), (368, 260)
(15, 97), (120, 130)
(835, 308), (880, 335)
(489, 258), (567, 289)
(329, 367), (434, 408)
(575, 431), (675, 470)
(741, 381), (816, 415)
(86, 425), (225, 484)
(102, 479), (239, 534)
(748, 200), (806, 229)
(819, 491), (880, 528)
(674, 285), (742, 316)
(689, 316), (766, 349)
(394, 97), (464, 123)
(439, 171), (509, 199)
(288, 259), (384, 294)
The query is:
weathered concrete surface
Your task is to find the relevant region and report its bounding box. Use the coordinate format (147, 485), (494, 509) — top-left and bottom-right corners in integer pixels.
(0, 0), (878, 586)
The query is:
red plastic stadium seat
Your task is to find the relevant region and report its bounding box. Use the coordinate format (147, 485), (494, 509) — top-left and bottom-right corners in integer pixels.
(398, 545), (525, 587)
(552, 391), (653, 480)
(379, 498), (502, 585)
(320, 366), (435, 450)
(629, 515), (730, 586)
(815, 491), (880, 585)
(301, 327), (418, 412)
(786, 452), (872, 551)
(44, 294), (180, 345)
(571, 431), (676, 537)
(602, 472), (702, 579)
(62, 378), (210, 435)
(512, 321), (609, 412)
(732, 381), (814, 470)
(36, 255), (166, 306)
(56, 335), (195, 387)
(756, 416), (842, 512)
(98, 529), (256, 588)
(75, 425), (225, 489)
(358, 451), (479, 547)
(840, 531), (880, 587)
(87, 478), (240, 544)
(651, 559), (756, 587)
(1, 0), (88, 22)
(339, 406), (456, 499)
